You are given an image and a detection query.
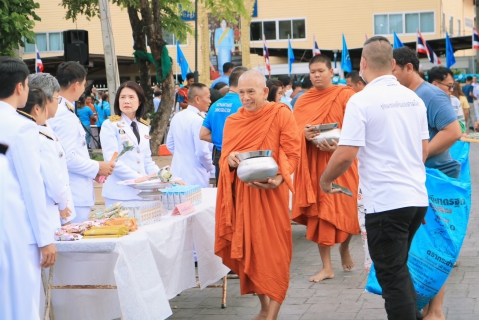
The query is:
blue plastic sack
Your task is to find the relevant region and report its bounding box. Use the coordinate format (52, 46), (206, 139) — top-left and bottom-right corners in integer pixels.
(365, 141), (472, 310)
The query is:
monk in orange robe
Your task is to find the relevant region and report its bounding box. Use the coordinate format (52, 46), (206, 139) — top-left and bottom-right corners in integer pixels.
(215, 70), (300, 320)
(292, 55), (360, 282)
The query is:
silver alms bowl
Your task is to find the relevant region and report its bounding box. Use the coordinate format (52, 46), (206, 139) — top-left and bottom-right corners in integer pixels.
(236, 151), (278, 183)
(311, 128), (341, 145)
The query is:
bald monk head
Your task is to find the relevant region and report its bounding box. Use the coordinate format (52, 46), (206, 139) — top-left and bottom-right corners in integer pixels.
(360, 36), (395, 83)
(238, 70), (269, 112)
(308, 55), (334, 90)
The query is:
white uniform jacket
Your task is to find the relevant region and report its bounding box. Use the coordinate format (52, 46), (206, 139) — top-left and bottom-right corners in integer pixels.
(167, 105), (214, 187)
(0, 102), (53, 247)
(100, 113), (159, 201)
(47, 97), (99, 207)
(38, 124), (76, 229)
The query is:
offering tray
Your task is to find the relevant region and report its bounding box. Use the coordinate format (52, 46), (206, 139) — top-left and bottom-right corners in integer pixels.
(137, 190), (163, 200)
(117, 178), (172, 191)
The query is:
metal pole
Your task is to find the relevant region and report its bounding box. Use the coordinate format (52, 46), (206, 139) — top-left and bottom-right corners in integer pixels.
(194, 0), (199, 83)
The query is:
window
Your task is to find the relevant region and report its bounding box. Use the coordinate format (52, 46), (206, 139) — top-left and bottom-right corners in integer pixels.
(449, 16), (454, 35)
(466, 18), (474, 29)
(250, 19), (306, 41)
(24, 32), (63, 53)
(458, 19), (461, 36)
(442, 13), (446, 32)
(374, 12), (434, 35)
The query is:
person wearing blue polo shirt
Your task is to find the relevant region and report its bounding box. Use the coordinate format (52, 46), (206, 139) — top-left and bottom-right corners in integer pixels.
(200, 66), (248, 182)
(210, 62), (235, 88)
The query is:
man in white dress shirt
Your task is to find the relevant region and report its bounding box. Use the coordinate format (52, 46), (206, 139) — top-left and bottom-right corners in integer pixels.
(48, 62), (114, 222)
(167, 83), (215, 187)
(0, 57), (56, 320)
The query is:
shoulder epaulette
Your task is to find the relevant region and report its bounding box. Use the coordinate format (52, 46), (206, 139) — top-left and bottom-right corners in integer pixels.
(0, 143), (8, 155)
(109, 115), (122, 122)
(17, 110), (36, 122)
(65, 102), (75, 113)
(39, 131), (54, 140)
(139, 118), (149, 126)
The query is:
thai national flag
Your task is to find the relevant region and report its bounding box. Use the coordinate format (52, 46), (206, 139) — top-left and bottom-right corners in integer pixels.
(35, 45), (44, 73)
(473, 27), (479, 50)
(313, 36), (321, 56)
(263, 34), (271, 76)
(417, 31), (441, 65)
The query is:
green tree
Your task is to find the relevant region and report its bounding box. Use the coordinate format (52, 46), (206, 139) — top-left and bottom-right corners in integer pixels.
(61, 0), (247, 152)
(0, 0), (41, 56)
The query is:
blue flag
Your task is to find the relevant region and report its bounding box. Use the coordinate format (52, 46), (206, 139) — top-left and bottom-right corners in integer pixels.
(341, 34), (352, 73)
(177, 42), (189, 81)
(446, 33), (456, 68)
(288, 37), (295, 75)
(393, 31), (404, 49)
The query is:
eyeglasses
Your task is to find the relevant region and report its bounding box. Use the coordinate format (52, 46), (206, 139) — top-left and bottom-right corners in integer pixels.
(437, 82), (455, 91)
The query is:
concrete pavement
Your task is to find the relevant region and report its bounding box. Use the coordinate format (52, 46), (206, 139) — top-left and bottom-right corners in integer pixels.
(167, 144), (478, 320)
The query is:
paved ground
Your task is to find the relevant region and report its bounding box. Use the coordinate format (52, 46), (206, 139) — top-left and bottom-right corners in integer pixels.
(165, 144), (479, 320)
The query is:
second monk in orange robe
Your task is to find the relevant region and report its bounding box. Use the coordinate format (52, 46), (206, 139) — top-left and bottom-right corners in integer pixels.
(292, 55), (360, 283)
(215, 70), (300, 320)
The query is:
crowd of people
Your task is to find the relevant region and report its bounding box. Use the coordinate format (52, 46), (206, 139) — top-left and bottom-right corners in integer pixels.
(0, 34), (476, 320)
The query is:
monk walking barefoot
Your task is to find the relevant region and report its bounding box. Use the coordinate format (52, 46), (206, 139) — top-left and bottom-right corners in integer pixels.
(215, 70), (301, 320)
(292, 55), (360, 282)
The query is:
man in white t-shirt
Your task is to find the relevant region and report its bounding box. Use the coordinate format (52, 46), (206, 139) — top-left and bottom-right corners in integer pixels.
(319, 36), (429, 320)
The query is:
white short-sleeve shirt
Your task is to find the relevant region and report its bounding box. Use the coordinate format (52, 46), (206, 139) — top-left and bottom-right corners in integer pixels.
(339, 75), (429, 213)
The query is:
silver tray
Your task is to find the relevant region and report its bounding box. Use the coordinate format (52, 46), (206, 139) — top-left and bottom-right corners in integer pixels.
(236, 150), (273, 161)
(137, 190), (163, 200)
(117, 179), (172, 190)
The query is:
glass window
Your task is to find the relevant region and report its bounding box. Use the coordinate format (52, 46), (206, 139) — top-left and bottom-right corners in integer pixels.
(250, 21), (262, 41)
(374, 15), (388, 35)
(449, 16), (454, 35)
(49, 32), (63, 51)
(420, 12), (434, 33)
(36, 33), (47, 51)
(405, 13), (419, 34)
(389, 14), (403, 34)
(442, 13), (446, 32)
(163, 30), (174, 45)
(278, 20), (291, 39)
(263, 21), (276, 40)
(292, 20), (305, 39)
(24, 36), (36, 53)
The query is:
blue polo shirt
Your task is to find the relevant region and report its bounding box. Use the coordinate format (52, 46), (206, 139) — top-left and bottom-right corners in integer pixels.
(202, 92), (242, 151)
(210, 75), (230, 88)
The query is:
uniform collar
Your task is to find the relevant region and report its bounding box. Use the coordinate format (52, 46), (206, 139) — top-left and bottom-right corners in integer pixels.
(0, 101), (16, 113)
(121, 113), (138, 127)
(186, 105), (201, 114)
(59, 96), (75, 113)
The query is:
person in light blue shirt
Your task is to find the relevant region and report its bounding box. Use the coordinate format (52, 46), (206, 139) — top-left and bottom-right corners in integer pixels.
(291, 76), (313, 108)
(210, 62), (235, 88)
(153, 90), (162, 112)
(200, 66), (248, 182)
(95, 92), (111, 128)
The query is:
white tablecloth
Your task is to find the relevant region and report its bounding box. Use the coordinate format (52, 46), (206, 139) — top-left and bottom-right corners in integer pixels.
(43, 188), (228, 320)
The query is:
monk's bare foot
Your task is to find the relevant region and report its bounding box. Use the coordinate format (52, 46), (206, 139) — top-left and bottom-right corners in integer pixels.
(339, 245), (354, 271)
(309, 268), (334, 282)
(253, 311), (268, 320)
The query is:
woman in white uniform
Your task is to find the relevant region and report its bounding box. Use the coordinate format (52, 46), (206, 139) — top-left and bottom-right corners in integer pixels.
(21, 85), (75, 231)
(100, 81), (159, 206)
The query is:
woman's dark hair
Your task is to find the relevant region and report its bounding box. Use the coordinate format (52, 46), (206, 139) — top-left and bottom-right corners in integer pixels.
(76, 96), (86, 108)
(266, 79), (283, 102)
(213, 82), (228, 90)
(101, 92), (109, 101)
(209, 88), (223, 106)
(114, 81), (146, 119)
(23, 85), (47, 115)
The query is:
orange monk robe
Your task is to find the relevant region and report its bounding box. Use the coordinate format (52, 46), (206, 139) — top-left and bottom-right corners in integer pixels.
(292, 85), (360, 246)
(215, 102), (300, 304)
